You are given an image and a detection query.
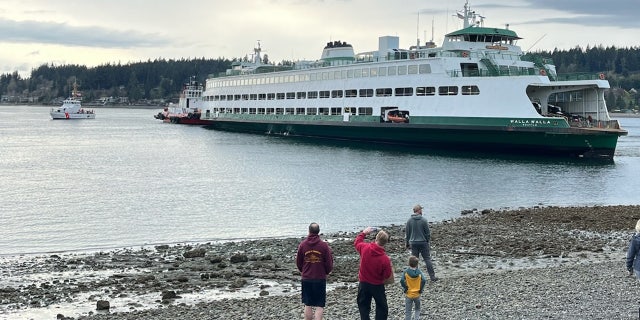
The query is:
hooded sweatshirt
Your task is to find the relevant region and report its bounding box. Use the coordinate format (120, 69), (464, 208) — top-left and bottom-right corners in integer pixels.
(405, 214), (430, 246)
(626, 233), (640, 272)
(296, 234), (333, 280)
(354, 232), (392, 285)
(400, 267), (426, 299)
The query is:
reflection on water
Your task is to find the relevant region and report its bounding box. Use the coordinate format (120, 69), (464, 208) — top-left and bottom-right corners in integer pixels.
(0, 106), (638, 255)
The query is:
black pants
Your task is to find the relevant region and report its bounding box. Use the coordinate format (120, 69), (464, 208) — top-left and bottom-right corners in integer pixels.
(357, 282), (388, 320)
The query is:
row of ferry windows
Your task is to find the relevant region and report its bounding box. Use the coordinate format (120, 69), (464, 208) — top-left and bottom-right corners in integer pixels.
(213, 107), (374, 116)
(212, 64), (433, 88)
(206, 85), (480, 102)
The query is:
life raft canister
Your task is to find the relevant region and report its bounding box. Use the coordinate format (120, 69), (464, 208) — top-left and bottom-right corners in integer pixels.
(461, 51), (469, 58)
(599, 73), (605, 80)
(65, 112), (69, 119)
(539, 69), (547, 76)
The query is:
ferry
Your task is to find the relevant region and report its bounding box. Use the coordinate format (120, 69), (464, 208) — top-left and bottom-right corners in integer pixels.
(154, 78), (208, 125)
(198, 1), (627, 159)
(50, 82), (95, 120)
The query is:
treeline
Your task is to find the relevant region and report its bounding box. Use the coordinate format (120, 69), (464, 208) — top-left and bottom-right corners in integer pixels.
(1, 58), (232, 105)
(1, 45), (639, 109)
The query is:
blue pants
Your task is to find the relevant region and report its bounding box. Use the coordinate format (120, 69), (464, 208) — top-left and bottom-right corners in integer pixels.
(404, 296), (421, 320)
(410, 241), (436, 280)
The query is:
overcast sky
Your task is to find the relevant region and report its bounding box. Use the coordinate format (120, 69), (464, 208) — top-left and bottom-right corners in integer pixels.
(1, 0), (639, 77)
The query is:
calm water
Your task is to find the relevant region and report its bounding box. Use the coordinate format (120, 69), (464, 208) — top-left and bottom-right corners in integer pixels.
(1, 105), (639, 256)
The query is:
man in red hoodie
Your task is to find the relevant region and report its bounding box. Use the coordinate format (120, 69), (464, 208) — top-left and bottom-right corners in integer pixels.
(354, 227), (393, 320)
(296, 222), (334, 320)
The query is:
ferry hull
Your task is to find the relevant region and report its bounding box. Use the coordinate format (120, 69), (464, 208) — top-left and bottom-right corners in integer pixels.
(204, 119), (620, 159)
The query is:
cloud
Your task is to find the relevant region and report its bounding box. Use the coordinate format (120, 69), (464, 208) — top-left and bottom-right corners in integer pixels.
(0, 18), (172, 48)
(478, 0), (640, 29)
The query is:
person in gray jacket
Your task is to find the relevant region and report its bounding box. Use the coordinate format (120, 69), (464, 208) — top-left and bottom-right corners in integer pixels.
(405, 204), (437, 282)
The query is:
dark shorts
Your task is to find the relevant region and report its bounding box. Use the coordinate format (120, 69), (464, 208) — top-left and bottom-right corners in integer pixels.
(301, 279), (327, 307)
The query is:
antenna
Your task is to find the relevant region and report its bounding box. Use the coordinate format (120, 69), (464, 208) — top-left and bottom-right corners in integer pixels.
(416, 11), (420, 47)
(527, 34), (547, 52)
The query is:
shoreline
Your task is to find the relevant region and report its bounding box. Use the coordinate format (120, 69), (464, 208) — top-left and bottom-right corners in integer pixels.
(2, 205), (640, 319)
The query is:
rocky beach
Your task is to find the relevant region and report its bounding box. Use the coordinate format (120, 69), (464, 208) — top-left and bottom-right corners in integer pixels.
(2, 205), (640, 319)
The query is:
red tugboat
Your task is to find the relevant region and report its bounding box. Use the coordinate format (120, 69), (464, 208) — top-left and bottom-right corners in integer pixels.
(154, 77), (210, 125)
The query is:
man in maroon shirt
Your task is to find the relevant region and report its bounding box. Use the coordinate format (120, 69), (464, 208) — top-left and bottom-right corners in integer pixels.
(296, 222), (334, 320)
(354, 227), (393, 320)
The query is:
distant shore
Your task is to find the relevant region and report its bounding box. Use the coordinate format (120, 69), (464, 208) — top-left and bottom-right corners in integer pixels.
(2, 205), (640, 319)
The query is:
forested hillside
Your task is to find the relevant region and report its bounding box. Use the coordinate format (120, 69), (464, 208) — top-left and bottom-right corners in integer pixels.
(1, 45), (639, 110)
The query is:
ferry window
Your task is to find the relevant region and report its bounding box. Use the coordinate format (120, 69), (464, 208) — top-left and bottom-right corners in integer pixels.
(267, 93), (275, 100)
(289, 75), (295, 83)
(330, 107), (342, 115)
(334, 71), (342, 79)
(319, 107), (329, 115)
(285, 108), (294, 114)
(341, 70), (347, 78)
(331, 90), (343, 98)
(286, 92), (295, 99)
(227, 95), (233, 100)
(307, 107), (317, 115)
(408, 65), (419, 74)
(310, 73), (317, 81)
(234, 95), (241, 101)
(398, 65), (407, 75)
(347, 70), (354, 78)
(359, 89), (373, 97)
(258, 93), (266, 100)
(214, 95), (220, 101)
(297, 92), (306, 99)
(276, 93), (285, 100)
(358, 107), (373, 115)
(267, 108), (275, 115)
(241, 108), (248, 114)
(328, 72), (334, 80)
(387, 66), (397, 76)
(345, 89), (358, 98)
(438, 86), (458, 95)
(250, 94), (257, 100)
(296, 108), (305, 114)
(378, 67), (387, 76)
(370, 68), (378, 77)
(416, 86), (436, 96)
(319, 91), (330, 99)
(242, 94), (249, 100)
(376, 88), (393, 97)
(419, 64), (431, 74)
(249, 108), (257, 114)
(220, 95), (226, 101)
(461, 85), (480, 95)
(258, 108), (265, 114)
(354, 69), (362, 78)
(322, 72), (329, 80)
(395, 87), (413, 96)
(276, 108), (284, 115)
(362, 68), (369, 77)
(308, 91), (318, 99)
(234, 108), (240, 113)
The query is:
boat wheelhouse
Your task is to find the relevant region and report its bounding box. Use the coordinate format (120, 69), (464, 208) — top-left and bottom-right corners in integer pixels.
(198, 1), (626, 159)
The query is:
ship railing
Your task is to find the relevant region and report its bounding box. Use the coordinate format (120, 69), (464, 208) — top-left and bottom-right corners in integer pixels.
(451, 67), (537, 77)
(567, 117), (622, 130)
(554, 72), (606, 81)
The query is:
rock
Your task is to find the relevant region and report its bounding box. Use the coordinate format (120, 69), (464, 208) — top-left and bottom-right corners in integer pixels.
(183, 248), (206, 258)
(96, 300), (110, 310)
(161, 290), (177, 300)
(259, 290), (269, 296)
(230, 253), (248, 263)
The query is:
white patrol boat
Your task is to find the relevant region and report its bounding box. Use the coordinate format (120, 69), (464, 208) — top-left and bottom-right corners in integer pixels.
(198, 1), (627, 159)
(50, 82), (95, 120)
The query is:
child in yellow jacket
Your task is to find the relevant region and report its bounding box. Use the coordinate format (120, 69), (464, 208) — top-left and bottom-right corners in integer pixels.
(400, 256), (426, 320)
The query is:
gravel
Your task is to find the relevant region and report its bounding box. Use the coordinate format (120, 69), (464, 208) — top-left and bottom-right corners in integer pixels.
(2, 205), (640, 319)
